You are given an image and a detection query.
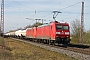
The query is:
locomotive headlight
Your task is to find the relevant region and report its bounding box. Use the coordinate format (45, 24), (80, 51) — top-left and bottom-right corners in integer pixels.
(65, 32), (69, 34)
(56, 32), (60, 34)
(67, 36), (69, 37)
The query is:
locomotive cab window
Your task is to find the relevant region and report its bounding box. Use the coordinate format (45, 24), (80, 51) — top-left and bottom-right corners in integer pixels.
(56, 25), (63, 30)
(63, 26), (68, 30)
(56, 25), (69, 30)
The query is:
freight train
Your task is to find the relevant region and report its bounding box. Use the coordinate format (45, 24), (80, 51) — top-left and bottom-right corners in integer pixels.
(4, 21), (71, 46)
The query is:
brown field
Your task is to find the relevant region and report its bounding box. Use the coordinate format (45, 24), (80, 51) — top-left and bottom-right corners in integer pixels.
(0, 37), (76, 60)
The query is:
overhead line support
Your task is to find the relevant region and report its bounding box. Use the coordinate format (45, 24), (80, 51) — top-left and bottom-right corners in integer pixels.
(0, 0), (4, 36)
(80, 2), (84, 43)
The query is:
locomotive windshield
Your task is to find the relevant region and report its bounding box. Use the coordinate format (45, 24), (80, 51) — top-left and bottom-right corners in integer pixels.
(63, 26), (68, 30)
(56, 25), (69, 30)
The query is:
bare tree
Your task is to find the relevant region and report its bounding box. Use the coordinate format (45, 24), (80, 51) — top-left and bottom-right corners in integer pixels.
(17, 28), (23, 30)
(31, 22), (42, 27)
(71, 19), (81, 38)
(24, 25), (32, 29)
(24, 22), (42, 29)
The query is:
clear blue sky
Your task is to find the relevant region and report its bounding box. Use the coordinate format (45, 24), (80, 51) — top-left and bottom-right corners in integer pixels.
(0, 0), (90, 32)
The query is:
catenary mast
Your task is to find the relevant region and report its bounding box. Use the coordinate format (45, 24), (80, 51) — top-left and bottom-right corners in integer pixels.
(80, 2), (84, 43)
(0, 0), (4, 36)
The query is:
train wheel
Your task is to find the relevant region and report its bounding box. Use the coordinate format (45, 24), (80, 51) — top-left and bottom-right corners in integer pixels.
(47, 40), (49, 44)
(49, 40), (51, 45)
(53, 40), (56, 46)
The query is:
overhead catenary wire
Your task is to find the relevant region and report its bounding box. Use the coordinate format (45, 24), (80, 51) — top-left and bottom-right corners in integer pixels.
(12, 0), (35, 10)
(37, 0), (66, 13)
(11, 0), (85, 18)
(12, 0), (66, 19)
(41, 0), (86, 19)
(58, 0), (85, 11)
(12, 0), (64, 13)
(8, 0), (87, 21)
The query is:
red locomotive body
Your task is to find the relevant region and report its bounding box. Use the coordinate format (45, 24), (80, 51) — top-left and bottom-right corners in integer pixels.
(33, 27), (37, 38)
(36, 21), (70, 44)
(36, 24), (50, 39)
(26, 27), (37, 39)
(54, 21), (70, 44)
(26, 28), (34, 38)
(26, 21), (70, 45)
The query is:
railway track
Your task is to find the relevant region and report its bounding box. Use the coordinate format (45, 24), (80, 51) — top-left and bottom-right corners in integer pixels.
(65, 44), (90, 55)
(11, 38), (90, 60)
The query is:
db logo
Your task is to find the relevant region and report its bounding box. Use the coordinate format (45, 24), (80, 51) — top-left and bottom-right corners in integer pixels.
(62, 31), (64, 34)
(62, 32), (64, 34)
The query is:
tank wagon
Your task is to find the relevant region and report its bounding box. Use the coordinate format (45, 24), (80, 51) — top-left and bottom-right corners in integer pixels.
(15, 30), (26, 39)
(4, 31), (15, 38)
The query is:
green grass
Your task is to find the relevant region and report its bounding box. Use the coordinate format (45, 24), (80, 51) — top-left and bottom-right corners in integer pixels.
(71, 37), (90, 45)
(0, 37), (5, 49)
(0, 37), (77, 60)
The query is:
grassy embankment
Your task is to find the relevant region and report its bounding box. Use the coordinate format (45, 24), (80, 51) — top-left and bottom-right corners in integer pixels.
(71, 37), (90, 44)
(0, 37), (76, 60)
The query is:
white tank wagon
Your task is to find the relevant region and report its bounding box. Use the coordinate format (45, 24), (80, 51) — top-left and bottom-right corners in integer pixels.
(4, 33), (11, 36)
(15, 30), (26, 39)
(4, 31), (15, 38)
(4, 33), (11, 38)
(10, 32), (15, 36)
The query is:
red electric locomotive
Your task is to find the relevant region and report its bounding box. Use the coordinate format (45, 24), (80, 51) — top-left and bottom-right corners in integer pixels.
(26, 27), (37, 39)
(26, 28), (34, 38)
(26, 21), (71, 45)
